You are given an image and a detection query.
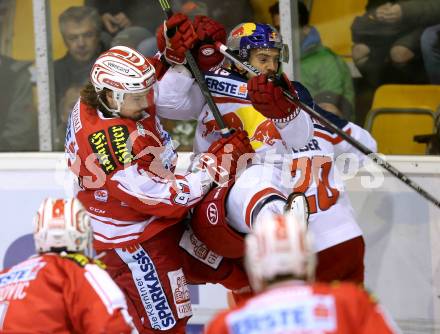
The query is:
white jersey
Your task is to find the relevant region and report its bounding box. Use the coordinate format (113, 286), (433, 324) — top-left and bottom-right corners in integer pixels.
(157, 65), (314, 153)
(157, 65), (377, 252)
(290, 114), (376, 251)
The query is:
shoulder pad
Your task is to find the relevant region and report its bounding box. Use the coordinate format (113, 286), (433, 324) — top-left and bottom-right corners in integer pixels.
(63, 253), (106, 270)
(208, 67), (246, 81)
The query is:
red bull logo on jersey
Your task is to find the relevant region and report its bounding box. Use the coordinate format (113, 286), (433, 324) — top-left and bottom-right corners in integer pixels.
(202, 112), (244, 137)
(231, 23), (256, 38)
(250, 119), (281, 146)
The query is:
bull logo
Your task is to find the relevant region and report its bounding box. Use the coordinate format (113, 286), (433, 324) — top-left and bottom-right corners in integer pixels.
(250, 119), (281, 146)
(231, 23), (256, 38)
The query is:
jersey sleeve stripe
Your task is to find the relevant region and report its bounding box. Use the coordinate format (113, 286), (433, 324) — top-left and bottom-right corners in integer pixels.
(314, 128), (352, 145)
(245, 188), (286, 228)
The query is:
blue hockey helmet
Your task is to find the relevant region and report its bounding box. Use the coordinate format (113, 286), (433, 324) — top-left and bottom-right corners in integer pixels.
(227, 23), (289, 63)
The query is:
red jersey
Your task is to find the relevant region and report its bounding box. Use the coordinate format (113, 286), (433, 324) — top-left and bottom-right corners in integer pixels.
(206, 281), (399, 334)
(0, 253), (134, 334)
(65, 99), (211, 250)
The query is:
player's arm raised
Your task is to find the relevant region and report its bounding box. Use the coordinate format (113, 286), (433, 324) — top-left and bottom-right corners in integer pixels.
(248, 74), (314, 150)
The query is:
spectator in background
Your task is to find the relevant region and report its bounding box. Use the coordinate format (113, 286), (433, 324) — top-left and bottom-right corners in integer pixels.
(111, 26), (153, 51)
(85, 0), (162, 38)
(205, 211), (400, 334)
(421, 24), (440, 84)
(351, 0), (440, 88)
(175, 0), (253, 32)
(270, 2), (355, 120)
(55, 6), (103, 141)
(0, 55), (38, 151)
(180, 1), (209, 19)
(420, 3), (440, 84)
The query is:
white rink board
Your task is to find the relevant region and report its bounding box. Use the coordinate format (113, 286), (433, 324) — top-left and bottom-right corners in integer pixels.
(0, 153), (439, 331)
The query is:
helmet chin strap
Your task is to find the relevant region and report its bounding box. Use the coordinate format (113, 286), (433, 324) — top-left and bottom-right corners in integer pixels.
(97, 91), (125, 117)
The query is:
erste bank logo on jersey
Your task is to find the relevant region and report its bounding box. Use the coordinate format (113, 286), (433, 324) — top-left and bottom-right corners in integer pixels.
(0, 257), (46, 301)
(205, 75), (248, 99)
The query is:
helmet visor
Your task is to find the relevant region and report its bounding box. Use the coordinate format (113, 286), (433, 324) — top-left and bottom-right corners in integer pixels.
(121, 82), (157, 110)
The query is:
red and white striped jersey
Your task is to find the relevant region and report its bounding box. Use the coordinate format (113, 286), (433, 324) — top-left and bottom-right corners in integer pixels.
(65, 97), (211, 250)
(0, 253), (134, 334)
(206, 281), (399, 334)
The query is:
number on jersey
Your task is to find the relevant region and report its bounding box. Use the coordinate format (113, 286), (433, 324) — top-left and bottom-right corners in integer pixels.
(291, 156), (340, 214)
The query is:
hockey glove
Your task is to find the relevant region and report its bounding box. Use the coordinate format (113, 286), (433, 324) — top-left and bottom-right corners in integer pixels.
(247, 74), (301, 123)
(198, 130), (254, 186)
(156, 13), (198, 65)
(195, 44), (224, 71)
(193, 15), (226, 44)
(193, 16), (226, 71)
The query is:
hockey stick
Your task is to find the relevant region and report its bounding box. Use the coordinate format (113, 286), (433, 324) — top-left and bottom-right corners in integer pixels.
(215, 41), (440, 209)
(157, 0), (230, 136)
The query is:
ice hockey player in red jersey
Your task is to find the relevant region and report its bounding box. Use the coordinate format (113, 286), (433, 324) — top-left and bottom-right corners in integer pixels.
(65, 38), (256, 332)
(205, 195), (401, 334)
(0, 198), (136, 334)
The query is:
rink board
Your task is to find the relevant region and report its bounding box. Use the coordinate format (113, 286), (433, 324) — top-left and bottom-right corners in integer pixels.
(0, 153), (439, 333)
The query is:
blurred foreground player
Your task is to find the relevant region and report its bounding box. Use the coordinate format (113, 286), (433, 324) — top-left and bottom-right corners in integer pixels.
(206, 195), (401, 334)
(0, 198), (136, 334)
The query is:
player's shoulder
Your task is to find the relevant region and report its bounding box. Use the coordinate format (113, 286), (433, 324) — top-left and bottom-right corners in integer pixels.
(320, 281), (377, 303)
(206, 66), (245, 80)
(62, 252), (107, 270)
(204, 67), (248, 100)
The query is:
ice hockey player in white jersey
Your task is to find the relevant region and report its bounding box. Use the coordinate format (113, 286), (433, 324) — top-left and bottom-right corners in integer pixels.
(156, 15), (376, 283)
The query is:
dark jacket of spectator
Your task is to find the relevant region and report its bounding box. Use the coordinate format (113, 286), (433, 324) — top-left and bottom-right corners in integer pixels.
(0, 55), (38, 151)
(365, 0), (440, 27)
(85, 0), (163, 34)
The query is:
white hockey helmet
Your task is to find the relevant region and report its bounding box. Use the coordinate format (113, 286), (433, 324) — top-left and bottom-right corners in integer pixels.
(90, 45), (157, 114)
(33, 198), (92, 254)
(245, 210), (315, 291)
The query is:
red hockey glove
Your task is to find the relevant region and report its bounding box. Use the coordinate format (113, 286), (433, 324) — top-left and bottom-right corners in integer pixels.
(247, 74), (301, 123)
(193, 15), (226, 44)
(195, 44), (224, 71)
(199, 130), (254, 186)
(156, 13), (198, 64)
(192, 16), (226, 71)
